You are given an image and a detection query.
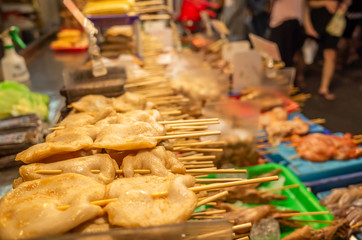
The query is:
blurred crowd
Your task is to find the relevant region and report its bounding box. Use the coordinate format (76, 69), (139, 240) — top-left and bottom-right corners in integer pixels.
(178, 0), (362, 100)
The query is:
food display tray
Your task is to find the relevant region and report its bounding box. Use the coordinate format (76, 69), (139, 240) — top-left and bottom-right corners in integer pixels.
(304, 170), (362, 194)
(200, 163), (333, 238)
(264, 133), (362, 182)
(288, 112), (330, 134)
(315, 189), (362, 240)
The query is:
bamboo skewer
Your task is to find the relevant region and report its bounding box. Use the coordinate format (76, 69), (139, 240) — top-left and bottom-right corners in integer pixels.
(183, 161), (214, 165)
(178, 156), (216, 161)
(172, 141), (226, 147)
(293, 219), (334, 224)
(351, 222), (362, 229)
(309, 118), (326, 124)
(174, 147), (223, 153)
(232, 223), (252, 232)
(235, 237), (249, 240)
(262, 184), (300, 192)
(197, 191), (228, 207)
(195, 178), (245, 183)
(165, 121), (219, 127)
(186, 164), (215, 169)
(288, 154), (300, 160)
(37, 168), (247, 175)
(159, 118), (219, 124)
(278, 211), (330, 218)
(153, 130), (221, 140)
(191, 209), (226, 217)
(168, 126), (208, 130)
(57, 198), (118, 211)
(189, 176), (279, 193)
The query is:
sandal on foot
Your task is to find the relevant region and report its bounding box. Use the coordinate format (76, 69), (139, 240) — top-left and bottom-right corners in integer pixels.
(318, 91), (335, 101)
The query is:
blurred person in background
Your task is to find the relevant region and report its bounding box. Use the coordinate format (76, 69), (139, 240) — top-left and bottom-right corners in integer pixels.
(248, 0), (270, 37)
(221, 0), (248, 41)
(269, 0), (318, 89)
(337, 0), (362, 68)
(309, 0), (351, 100)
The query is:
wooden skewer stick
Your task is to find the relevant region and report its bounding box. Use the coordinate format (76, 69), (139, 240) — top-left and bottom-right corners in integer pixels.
(168, 126), (208, 130)
(191, 209), (226, 216)
(351, 222), (362, 229)
(153, 130), (221, 140)
(159, 118), (219, 124)
(288, 154), (300, 160)
(191, 215), (225, 220)
(278, 211), (330, 218)
(232, 223), (252, 232)
(309, 118), (326, 124)
(166, 121), (219, 127)
(38, 168), (247, 175)
(184, 161), (214, 165)
(192, 228), (230, 239)
(235, 237), (249, 240)
(178, 156), (216, 161)
(196, 178), (245, 183)
(262, 184), (300, 192)
(57, 198), (118, 210)
(186, 169), (247, 174)
(174, 147), (223, 153)
(186, 164), (215, 169)
(292, 219), (334, 224)
(173, 141), (226, 147)
(190, 176), (278, 192)
(197, 191), (228, 207)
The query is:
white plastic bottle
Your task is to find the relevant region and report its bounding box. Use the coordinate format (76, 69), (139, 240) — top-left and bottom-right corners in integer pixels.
(1, 27), (30, 84)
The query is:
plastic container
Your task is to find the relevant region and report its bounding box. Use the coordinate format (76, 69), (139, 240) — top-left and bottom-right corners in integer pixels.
(200, 163), (333, 238)
(304, 171), (362, 194)
(61, 64), (126, 104)
(315, 188), (362, 240)
(88, 14), (140, 27)
(264, 133), (362, 182)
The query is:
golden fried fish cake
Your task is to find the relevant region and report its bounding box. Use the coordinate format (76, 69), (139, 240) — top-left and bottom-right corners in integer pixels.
(122, 146), (185, 177)
(17, 154), (118, 185)
(0, 173), (105, 239)
(104, 174), (197, 228)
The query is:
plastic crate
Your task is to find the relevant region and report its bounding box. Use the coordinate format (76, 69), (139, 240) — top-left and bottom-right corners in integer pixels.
(315, 189), (362, 240)
(88, 14), (140, 27)
(199, 163), (333, 238)
(265, 133), (362, 182)
(304, 171), (362, 194)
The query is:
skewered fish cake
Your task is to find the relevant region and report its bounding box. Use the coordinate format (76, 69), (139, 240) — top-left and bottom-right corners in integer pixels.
(105, 174), (197, 227)
(57, 109), (114, 128)
(16, 128), (93, 163)
(70, 95), (113, 112)
(93, 121), (165, 151)
(122, 146), (185, 177)
(0, 173), (105, 239)
(112, 92), (155, 112)
(16, 154), (118, 186)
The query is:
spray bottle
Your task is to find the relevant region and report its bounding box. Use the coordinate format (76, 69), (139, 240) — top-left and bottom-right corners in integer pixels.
(0, 26), (30, 84)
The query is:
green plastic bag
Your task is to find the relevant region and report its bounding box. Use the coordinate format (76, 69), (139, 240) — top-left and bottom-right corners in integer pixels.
(0, 81), (49, 120)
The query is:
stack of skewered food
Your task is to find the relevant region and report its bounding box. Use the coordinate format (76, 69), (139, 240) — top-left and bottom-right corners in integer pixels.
(0, 89), (280, 239)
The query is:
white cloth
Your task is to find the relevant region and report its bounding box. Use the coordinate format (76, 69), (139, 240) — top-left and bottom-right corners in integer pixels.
(269, 0), (305, 28)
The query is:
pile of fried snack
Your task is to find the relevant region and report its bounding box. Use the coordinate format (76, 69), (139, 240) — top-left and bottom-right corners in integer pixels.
(0, 92), (201, 239)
